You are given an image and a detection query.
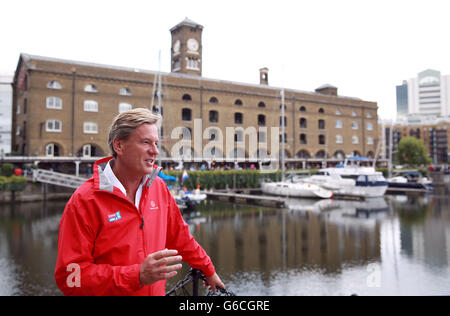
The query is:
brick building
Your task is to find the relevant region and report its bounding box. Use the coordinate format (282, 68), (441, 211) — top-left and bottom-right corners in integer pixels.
(12, 18), (379, 167)
(384, 117), (450, 165)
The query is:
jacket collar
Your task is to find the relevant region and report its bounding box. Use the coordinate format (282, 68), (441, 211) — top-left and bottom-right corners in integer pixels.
(93, 156), (162, 192)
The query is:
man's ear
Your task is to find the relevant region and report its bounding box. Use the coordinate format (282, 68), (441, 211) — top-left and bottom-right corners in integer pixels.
(113, 138), (123, 157)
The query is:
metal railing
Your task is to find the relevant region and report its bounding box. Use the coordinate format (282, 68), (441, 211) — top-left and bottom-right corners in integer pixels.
(166, 269), (235, 297)
(29, 169), (85, 189)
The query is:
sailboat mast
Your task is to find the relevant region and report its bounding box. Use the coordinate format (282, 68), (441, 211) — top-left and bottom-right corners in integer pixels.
(157, 50), (163, 166)
(281, 88), (286, 182)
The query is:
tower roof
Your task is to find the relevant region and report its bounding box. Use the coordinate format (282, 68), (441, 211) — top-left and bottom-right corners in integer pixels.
(170, 17), (203, 32)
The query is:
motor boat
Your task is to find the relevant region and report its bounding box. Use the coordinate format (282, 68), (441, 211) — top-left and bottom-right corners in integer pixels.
(261, 180), (333, 199)
(300, 157), (388, 198)
(173, 188), (207, 213)
(387, 170), (434, 191)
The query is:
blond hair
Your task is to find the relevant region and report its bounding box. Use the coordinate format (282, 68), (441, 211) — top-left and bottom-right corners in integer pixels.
(108, 108), (161, 157)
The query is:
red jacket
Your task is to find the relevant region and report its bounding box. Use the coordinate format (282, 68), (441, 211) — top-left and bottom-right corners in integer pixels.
(55, 156), (215, 296)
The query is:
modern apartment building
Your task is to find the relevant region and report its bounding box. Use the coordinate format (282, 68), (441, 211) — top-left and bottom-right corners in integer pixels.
(0, 73), (12, 155)
(397, 69), (450, 118)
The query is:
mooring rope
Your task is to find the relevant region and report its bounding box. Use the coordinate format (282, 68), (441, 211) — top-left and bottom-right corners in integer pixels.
(165, 268), (236, 296)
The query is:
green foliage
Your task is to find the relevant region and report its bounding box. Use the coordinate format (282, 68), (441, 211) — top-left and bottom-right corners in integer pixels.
(0, 163), (15, 177)
(9, 175), (28, 192)
(396, 137), (432, 166)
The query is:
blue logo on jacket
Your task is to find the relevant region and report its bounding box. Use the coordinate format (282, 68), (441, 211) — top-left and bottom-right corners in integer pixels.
(108, 211), (122, 223)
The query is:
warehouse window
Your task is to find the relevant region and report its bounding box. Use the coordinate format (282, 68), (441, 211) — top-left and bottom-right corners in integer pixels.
(84, 84), (98, 93)
(83, 122), (98, 134)
(182, 108), (192, 121)
(235, 113), (243, 124)
(258, 114), (266, 126)
(209, 110), (219, 123)
(46, 97), (62, 109)
(119, 102), (132, 113)
(182, 94), (192, 101)
(300, 118), (307, 129)
(119, 87), (132, 96)
(46, 120), (62, 132)
(47, 80), (62, 89)
(84, 100), (98, 112)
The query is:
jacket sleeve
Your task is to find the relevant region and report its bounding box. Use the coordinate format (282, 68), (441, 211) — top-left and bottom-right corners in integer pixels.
(54, 194), (142, 296)
(164, 187), (216, 277)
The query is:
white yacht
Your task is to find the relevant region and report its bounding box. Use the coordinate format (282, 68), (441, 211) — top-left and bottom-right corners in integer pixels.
(261, 180), (333, 199)
(301, 157), (388, 198)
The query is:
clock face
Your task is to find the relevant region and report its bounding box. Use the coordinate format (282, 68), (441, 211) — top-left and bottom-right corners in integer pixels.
(173, 40), (180, 53)
(187, 38), (199, 51)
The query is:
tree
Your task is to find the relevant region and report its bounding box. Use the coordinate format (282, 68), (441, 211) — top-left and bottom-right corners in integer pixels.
(396, 137), (431, 166)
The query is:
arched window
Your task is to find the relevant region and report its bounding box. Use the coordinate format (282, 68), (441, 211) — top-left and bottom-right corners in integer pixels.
(182, 108), (192, 121)
(300, 118), (307, 129)
(318, 108), (324, 114)
(296, 150), (310, 159)
(84, 84), (98, 93)
(209, 97), (218, 103)
(119, 87), (132, 96)
(47, 80), (62, 89)
(333, 151), (345, 160)
(315, 150), (327, 158)
(119, 102), (132, 113)
(258, 101), (266, 108)
(299, 106), (306, 112)
(77, 144), (104, 157)
(234, 99), (243, 106)
(45, 143), (60, 157)
(182, 94), (192, 101)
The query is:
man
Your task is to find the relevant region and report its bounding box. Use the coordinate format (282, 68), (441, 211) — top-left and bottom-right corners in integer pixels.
(55, 108), (224, 296)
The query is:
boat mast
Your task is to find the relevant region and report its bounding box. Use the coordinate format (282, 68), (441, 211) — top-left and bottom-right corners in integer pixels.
(281, 88), (286, 182)
(156, 50), (163, 166)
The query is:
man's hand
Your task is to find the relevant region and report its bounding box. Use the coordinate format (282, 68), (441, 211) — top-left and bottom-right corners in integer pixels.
(139, 249), (183, 286)
(205, 272), (225, 293)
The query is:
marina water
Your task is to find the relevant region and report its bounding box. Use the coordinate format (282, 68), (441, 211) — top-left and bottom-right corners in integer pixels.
(1, 189), (449, 296)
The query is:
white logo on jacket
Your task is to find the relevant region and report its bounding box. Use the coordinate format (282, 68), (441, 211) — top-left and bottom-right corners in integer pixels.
(149, 200), (159, 211)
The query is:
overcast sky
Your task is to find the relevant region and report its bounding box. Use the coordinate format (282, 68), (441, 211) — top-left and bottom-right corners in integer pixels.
(2, 0), (450, 120)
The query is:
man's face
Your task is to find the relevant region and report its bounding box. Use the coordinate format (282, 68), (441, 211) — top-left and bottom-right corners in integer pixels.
(115, 123), (159, 176)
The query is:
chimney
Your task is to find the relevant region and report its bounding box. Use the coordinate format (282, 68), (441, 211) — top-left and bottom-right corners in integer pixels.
(315, 84), (338, 96)
(259, 68), (269, 85)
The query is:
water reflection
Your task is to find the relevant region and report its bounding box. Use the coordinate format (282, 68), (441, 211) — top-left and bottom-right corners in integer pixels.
(0, 200), (66, 296)
(0, 192), (449, 296)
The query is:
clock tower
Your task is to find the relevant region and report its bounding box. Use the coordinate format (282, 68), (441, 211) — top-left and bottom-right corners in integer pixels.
(170, 18), (203, 76)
